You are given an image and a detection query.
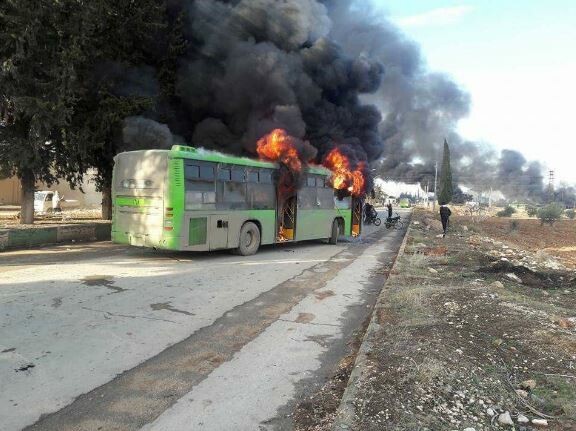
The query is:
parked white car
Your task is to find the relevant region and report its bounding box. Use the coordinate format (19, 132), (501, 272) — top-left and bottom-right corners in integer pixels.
(33, 191), (80, 214)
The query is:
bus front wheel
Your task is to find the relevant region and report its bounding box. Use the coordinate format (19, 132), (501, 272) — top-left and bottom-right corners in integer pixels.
(329, 220), (339, 245)
(236, 222), (261, 256)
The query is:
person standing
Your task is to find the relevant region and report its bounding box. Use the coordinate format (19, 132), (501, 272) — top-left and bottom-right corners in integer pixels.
(439, 202), (451, 237)
(364, 202), (375, 224)
(387, 202), (393, 220)
(52, 191), (62, 213)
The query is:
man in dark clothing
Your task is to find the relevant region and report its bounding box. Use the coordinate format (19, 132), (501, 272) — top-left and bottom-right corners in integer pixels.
(439, 203), (452, 237)
(364, 202), (375, 223)
(387, 202), (393, 220)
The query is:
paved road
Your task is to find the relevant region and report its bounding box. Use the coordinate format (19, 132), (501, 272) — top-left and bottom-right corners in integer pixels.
(0, 209), (410, 431)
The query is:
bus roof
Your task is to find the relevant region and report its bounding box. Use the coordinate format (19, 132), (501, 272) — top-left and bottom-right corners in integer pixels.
(169, 145), (331, 176)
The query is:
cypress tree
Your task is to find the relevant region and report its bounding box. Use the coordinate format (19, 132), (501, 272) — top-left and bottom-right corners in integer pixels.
(438, 139), (454, 204)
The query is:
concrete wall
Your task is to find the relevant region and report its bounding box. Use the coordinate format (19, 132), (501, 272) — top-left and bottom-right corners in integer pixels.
(0, 223), (111, 251)
(0, 176), (20, 205)
(0, 171), (102, 207)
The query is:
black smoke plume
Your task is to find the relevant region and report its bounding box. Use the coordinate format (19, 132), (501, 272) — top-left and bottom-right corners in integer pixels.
(325, 0), (546, 200)
(112, 0), (546, 201)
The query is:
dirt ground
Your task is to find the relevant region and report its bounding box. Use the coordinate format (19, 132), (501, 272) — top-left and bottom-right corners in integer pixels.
(469, 217), (576, 269)
(0, 208), (104, 229)
(293, 210), (576, 431)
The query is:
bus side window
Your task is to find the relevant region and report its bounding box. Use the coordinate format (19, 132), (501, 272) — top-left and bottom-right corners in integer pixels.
(298, 186), (317, 209)
(218, 168), (231, 181)
(247, 171), (258, 183)
(219, 168), (247, 210)
(231, 169), (245, 182)
(185, 162), (216, 209)
(259, 170), (272, 184)
(317, 187), (334, 209)
(247, 182), (275, 210)
(200, 165), (214, 180)
(185, 164), (200, 179)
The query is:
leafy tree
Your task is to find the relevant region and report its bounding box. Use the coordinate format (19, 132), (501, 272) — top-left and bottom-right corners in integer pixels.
(538, 203), (564, 225)
(0, 0), (85, 223)
(526, 206), (538, 217)
(437, 139), (453, 204)
(497, 206), (516, 217)
(566, 209), (575, 220)
(63, 0), (172, 219)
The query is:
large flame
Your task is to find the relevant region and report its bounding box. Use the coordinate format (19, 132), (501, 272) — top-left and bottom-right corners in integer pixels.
(323, 148), (366, 197)
(256, 129), (302, 172)
(256, 130), (368, 198)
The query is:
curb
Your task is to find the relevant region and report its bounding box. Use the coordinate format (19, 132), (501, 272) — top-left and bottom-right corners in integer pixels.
(0, 222), (111, 252)
(332, 225), (412, 430)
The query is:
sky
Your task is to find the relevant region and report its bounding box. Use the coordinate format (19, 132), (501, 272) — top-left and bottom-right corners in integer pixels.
(371, 0), (576, 185)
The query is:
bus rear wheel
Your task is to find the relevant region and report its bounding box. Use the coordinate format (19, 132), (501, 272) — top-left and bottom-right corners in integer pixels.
(329, 219), (339, 245)
(235, 222), (260, 256)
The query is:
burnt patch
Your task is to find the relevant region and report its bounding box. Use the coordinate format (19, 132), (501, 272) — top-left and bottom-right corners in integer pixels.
(477, 260), (576, 289)
(314, 290), (335, 301)
(150, 302), (195, 316)
(15, 364), (35, 372)
(295, 313), (316, 324)
(81, 275), (127, 294)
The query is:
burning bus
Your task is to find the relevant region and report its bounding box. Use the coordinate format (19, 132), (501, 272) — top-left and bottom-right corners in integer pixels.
(111, 130), (366, 255)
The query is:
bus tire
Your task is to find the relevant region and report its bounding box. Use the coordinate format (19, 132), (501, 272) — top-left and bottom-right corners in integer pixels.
(236, 222), (260, 256)
(329, 220), (339, 245)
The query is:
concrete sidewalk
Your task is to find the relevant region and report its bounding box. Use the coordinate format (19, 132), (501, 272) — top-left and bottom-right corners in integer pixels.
(332, 226), (411, 430)
(0, 222), (110, 252)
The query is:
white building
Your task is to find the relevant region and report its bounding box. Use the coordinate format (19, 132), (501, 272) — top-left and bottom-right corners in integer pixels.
(374, 178), (427, 202)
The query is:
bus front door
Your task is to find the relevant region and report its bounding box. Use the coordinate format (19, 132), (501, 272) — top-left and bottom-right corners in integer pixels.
(209, 215), (229, 250)
(352, 198), (362, 236)
(277, 196), (296, 242)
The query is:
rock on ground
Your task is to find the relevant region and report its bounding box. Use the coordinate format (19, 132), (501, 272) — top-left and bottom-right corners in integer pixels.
(498, 411), (514, 426)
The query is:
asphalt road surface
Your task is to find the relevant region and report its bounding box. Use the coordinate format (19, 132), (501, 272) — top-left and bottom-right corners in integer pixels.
(0, 209), (410, 431)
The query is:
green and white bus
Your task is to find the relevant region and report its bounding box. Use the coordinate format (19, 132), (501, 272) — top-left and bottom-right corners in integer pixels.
(112, 145), (362, 255)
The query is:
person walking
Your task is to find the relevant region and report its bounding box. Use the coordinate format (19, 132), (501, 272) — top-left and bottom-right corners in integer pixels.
(439, 202), (451, 237)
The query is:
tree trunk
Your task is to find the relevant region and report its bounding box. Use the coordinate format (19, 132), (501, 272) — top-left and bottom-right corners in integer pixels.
(20, 169), (35, 224)
(101, 185), (112, 220)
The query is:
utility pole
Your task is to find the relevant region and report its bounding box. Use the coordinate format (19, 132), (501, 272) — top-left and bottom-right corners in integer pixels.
(433, 161), (438, 210)
(548, 170), (555, 202)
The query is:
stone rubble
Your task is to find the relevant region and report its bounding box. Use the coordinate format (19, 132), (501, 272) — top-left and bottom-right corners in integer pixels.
(497, 411), (514, 425)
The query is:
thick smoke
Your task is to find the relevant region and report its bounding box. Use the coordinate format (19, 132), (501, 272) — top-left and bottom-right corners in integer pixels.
(114, 0), (546, 201)
(169, 0), (384, 170)
(122, 117), (174, 150)
(324, 0), (545, 200)
(112, 0), (384, 187)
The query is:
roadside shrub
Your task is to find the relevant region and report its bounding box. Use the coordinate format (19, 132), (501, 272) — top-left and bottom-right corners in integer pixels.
(526, 206), (538, 217)
(538, 203), (564, 225)
(497, 206), (516, 217)
(566, 209), (576, 220)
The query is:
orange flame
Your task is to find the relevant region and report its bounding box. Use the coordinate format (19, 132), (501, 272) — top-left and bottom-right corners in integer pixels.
(277, 226), (289, 242)
(322, 148), (367, 197)
(256, 130), (368, 197)
(256, 129), (302, 172)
